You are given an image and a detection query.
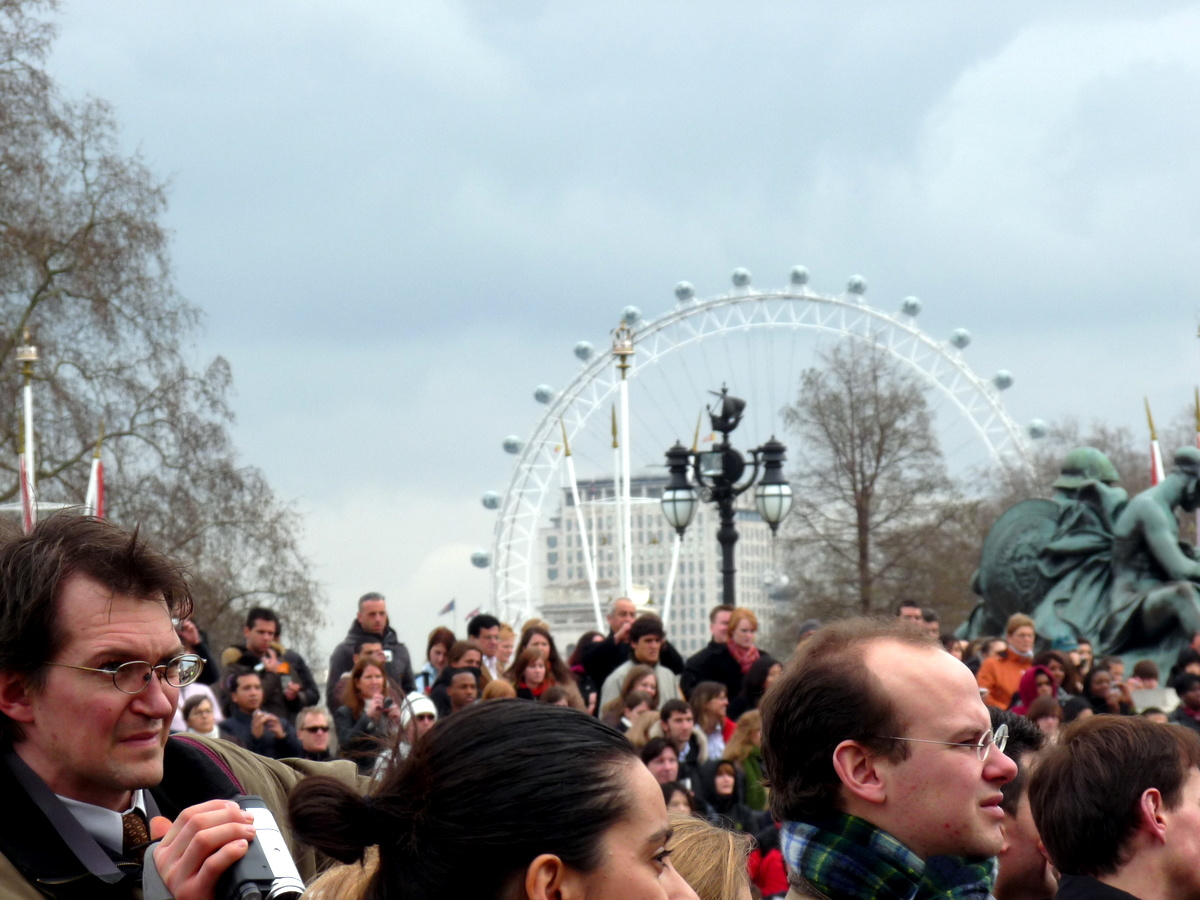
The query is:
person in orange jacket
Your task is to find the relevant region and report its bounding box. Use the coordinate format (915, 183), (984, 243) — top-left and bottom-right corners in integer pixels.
(978, 614), (1037, 709)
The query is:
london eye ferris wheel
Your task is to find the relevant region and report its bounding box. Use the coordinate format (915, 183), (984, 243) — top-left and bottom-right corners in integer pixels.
(476, 265), (1041, 627)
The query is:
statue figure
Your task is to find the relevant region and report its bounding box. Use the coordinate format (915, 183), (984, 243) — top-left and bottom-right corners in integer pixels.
(1101, 446), (1200, 662)
(1032, 448), (1128, 645)
(965, 447), (1200, 672)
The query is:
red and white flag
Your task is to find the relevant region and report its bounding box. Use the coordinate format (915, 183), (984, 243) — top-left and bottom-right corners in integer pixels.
(84, 455), (104, 518)
(1147, 398), (1165, 486)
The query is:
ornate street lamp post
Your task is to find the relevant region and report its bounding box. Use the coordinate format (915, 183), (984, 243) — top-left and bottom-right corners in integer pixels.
(660, 387), (794, 606)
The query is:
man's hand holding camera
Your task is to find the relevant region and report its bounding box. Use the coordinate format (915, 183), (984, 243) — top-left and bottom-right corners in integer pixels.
(149, 800), (255, 900)
(250, 709), (285, 740)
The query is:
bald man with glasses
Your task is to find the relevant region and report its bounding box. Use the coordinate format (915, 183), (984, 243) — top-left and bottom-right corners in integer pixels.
(0, 516), (365, 900)
(761, 618), (1017, 900)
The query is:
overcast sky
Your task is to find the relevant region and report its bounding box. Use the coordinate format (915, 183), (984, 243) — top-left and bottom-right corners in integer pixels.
(47, 1), (1200, 663)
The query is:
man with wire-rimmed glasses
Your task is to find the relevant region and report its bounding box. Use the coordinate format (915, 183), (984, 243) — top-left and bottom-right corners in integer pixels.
(0, 515), (365, 900)
(761, 618), (1018, 900)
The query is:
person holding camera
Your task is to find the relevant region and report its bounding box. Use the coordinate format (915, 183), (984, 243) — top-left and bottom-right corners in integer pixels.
(218, 671), (304, 760)
(219, 608), (318, 722)
(333, 657), (402, 775)
(0, 515), (366, 900)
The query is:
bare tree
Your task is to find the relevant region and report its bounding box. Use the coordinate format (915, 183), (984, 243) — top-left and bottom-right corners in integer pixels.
(781, 338), (960, 617)
(0, 0), (324, 653)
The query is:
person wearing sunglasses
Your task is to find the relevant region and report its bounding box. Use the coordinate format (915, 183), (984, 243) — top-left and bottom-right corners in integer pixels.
(295, 707), (338, 761)
(760, 618), (1017, 900)
(0, 515), (367, 900)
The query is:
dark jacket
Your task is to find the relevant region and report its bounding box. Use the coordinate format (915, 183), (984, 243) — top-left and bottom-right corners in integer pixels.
(676, 731), (706, 790)
(326, 620), (415, 708)
(219, 643), (319, 719)
(682, 641), (743, 699)
(0, 733), (365, 900)
(190, 634), (219, 686)
(333, 704), (391, 776)
(1055, 875), (1142, 900)
(218, 707), (304, 760)
(582, 631), (684, 696)
(1169, 705), (1200, 735)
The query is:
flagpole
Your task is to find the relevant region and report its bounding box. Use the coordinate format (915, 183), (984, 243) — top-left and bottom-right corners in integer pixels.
(16, 335), (38, 533)
(613, 323), (635, 599)
(1146, 398), (1164, 486)
(562, 421), (604, 631)
(662, 533), (683, 630)
(84, 420), (105, 518)
(611, 404), (625, 595)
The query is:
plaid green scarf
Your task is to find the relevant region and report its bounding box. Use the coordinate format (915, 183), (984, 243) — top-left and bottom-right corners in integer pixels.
(780, 815), (996, 900)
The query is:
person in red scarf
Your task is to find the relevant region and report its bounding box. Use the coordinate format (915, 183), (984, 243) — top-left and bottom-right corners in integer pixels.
(1011, 664), (1058, 716)
(1169, 673), (1200, 735)
(509, 648), (553, 701)
(727, 607), (762, 675)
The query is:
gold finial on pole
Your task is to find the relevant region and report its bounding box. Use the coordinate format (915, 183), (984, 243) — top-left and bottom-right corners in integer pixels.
(611, 322), (634, 380)
(611, 405), (619, 449)
(94, 419), (106, 458)
(560, 419), (571, 458)
(16, 330), (37, 382)
(1145, 397), (1158, 441)
(691, 412), (702, 453)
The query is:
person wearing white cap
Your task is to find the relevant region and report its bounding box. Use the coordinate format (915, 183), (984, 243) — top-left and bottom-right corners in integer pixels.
(398, 692), (438, 760)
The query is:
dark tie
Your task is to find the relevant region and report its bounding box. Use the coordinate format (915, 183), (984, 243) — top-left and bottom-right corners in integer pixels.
(121, 810), (150, 863)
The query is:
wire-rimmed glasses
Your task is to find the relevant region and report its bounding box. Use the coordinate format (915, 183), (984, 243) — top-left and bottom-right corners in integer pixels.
(879, 723), (1009, 763)
(48, 654), (205, 694)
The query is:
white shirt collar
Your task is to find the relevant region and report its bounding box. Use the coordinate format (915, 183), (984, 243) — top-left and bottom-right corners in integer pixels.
(55, 789), (147, 854)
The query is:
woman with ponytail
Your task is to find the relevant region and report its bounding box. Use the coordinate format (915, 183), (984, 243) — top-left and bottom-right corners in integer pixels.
(290, 700), (701, 900)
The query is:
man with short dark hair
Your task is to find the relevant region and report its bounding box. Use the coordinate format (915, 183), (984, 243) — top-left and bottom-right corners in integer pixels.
(681, 604), (737, 697)
(989, 709), (1054, 900)
(599, 614), (682, 708)
(326, 592), (415, 701)
(894, 599), (924, 624)
(446, 668), (479, 713)
(1029, 715), (1200, 900)
(761, 618), (1016, 900)
(467, 613), (501, 682)
(583, 597), (685, 691)
(220, 606), (318, 720)
(0, 515), (365, 899)
(218, 671), (303, 760)
(1168, 673), (1200, 735)
(659, 698), (705, 787)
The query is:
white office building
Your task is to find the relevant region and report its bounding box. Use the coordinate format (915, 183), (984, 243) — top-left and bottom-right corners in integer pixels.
(538, 475), (778, 657)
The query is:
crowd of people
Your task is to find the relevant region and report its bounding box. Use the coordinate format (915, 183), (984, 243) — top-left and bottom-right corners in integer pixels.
(4, 513), (1200, 900)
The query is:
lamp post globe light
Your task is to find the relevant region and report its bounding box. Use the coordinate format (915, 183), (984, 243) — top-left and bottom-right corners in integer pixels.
(660, 386), (794, 606)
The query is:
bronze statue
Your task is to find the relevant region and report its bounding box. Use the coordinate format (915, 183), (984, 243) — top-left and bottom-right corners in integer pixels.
(965, 447), (1200, 671)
